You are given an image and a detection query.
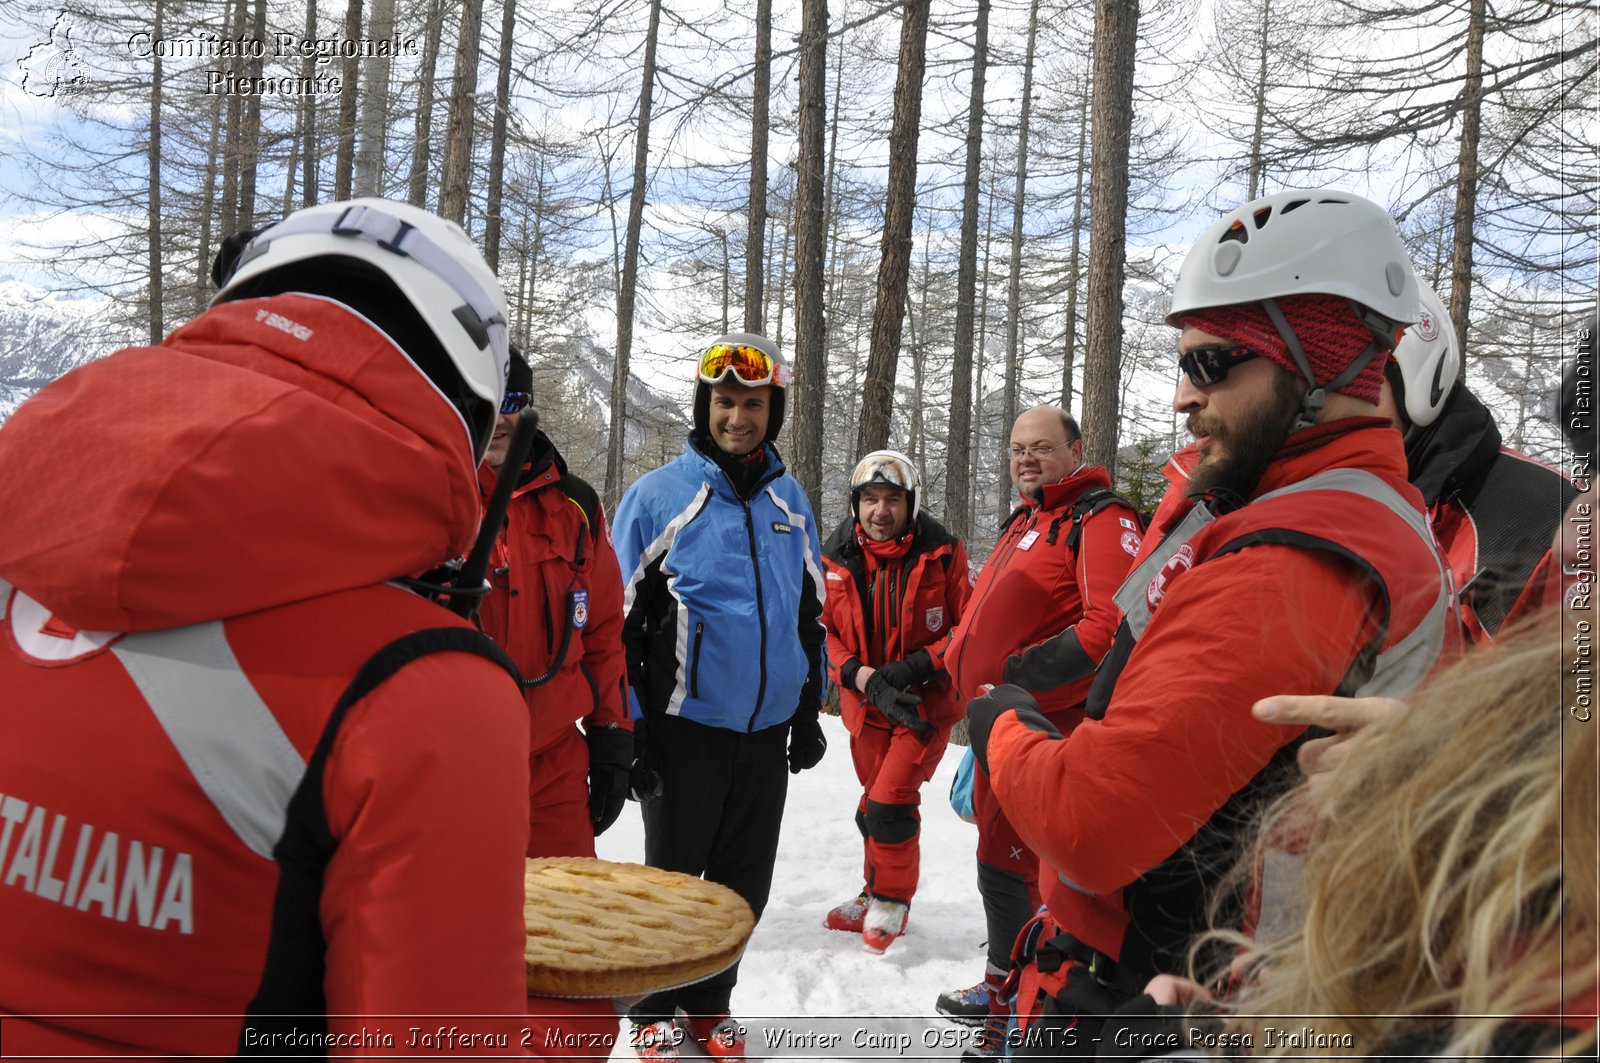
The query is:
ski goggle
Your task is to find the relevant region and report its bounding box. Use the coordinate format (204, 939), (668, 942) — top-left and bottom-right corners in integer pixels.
(851, 452), (916, 493)
(1179, 344), (1259, 387)
(501, 391), (532, 415)
(698, 343), (791, 388)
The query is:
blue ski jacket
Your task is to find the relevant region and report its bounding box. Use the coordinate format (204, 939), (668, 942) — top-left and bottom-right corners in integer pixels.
(613, 438), (828, 733)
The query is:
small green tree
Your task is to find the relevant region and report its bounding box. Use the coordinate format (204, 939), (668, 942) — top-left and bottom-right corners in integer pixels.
(1115, 434), (1168, 518)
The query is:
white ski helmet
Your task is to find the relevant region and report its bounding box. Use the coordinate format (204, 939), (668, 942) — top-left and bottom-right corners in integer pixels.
(213, 198), (510, 461)
(1166, 189), (1418, 332)
(850, 449), (920, 525)
(1387, 280), (1462, 428)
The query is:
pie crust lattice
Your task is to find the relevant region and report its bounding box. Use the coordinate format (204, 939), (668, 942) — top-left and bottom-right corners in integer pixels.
(523, 857), (757, 999)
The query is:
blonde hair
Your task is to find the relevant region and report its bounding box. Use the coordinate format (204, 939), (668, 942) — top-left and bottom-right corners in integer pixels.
(1207, 617), (1598, 1058)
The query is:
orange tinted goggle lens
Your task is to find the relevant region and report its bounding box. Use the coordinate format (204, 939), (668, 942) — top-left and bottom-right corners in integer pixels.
(699, 344), (776, 385)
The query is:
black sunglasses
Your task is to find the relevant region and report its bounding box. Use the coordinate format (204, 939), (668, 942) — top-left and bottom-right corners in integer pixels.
(1179, 345), (1259, 387)
(501, 391), (532, 415)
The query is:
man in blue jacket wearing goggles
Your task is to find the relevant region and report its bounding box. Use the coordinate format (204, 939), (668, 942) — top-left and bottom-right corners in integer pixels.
(613, 332), (828, 1062)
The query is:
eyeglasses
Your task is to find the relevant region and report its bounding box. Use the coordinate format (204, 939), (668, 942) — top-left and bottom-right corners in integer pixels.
(1008, 442), (1072, 461)
(698, 343), (791, 388)
(501, 391), (532, 415)
(1179, 345), (1259, 387)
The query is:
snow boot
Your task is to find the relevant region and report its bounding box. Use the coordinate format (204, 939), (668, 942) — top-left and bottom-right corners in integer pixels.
(686, 1014), (746, 1062)
(936, 973), (1001, 1025)
(824, 891), (869, 933)
(960, 1011), (1010, 1060)
(630, 1019), (683, 1062)
(861, 896), (909, 954)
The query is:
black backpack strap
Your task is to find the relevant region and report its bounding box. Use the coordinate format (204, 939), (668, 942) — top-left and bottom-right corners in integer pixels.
(1063, 487), (1140, 553)
(239, 627), (521, 1054)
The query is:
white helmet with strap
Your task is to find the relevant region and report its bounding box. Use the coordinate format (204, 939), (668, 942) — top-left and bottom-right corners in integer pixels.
(1387, 280), (1461, 428)
(850, 449), (920, 524)
(213, 198), (510, 461)
(1167, 188), (1419, 428)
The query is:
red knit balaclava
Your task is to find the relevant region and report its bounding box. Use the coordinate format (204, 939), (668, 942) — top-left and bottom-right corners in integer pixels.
(1180, 293), (1389, 404)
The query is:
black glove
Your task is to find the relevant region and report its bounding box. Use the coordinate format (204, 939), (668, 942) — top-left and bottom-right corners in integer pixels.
(787, 708), (827, 773)
(874, 648), (937, 691)
(585, 725), (633, 835)
(965, 683), (1061, 773)
(626, 716), (663, 802)
(865, 669), (934, 739)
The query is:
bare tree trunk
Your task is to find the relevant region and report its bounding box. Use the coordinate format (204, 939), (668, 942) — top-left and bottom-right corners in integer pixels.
(1448, 0), (1485, 361)
(483, 0), (519, 269)
(1079, 0), (1139, 476)
(604, 0), (663, 507)
(518, 162), (549, 349)
(1000, 0), (1041, 445)
(791, 0), (829, 512)
(300, 0), (319, 206)
(333, 0), (363, 199)
(1061, 74), (1089, 412)
(947, 0), (988, 542)
(147, 0), (163, 345)
(822, 15), (847, 321)
(195, 77), (225, 310)
(219, 0), (245, 237)
(776, 217), (793, 348)
(911, 229), (930, 470)
(353, 0), (396, 197)
(719, 226), (731, 333)
(856, 0), (930, 459)
(438, 0), (485, 224)
(744, 0), (772, 331)
(237, 0), (267, 225)
(1247, 0), (1270, 198)
(408, 0), (445, 207)
(977, 158), (997, 526)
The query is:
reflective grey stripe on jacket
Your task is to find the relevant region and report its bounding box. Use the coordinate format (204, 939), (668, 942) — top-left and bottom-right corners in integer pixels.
(0, 577), (10, 620)
(112, 623), (305, 860)
(1253, 468), (1450, 698)
(1108, 468), (1449, 696)
(1076, 469), (1452, 901)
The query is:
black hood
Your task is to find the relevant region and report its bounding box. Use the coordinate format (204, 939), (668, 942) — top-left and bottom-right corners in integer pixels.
(1403, 386), (1502, 507)
(514, 428), (565, 490)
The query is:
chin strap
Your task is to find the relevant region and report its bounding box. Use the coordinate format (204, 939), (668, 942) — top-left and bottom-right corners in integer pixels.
(1262, 297), (1388, 433)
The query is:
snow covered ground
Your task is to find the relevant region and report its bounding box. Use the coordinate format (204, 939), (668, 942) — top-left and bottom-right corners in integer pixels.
(595, 712), (991, 1061)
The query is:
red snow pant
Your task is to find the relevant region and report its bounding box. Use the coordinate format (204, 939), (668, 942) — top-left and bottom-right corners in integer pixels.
(849, 718), (950, 903)
(527, 725), (596, 858)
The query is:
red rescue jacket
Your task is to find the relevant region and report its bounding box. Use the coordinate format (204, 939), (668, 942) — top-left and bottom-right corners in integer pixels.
(989, 421), (1453, 987)
(945, 465), (1142, 718)
(821, 513), (973, 732)
(477, 435), (631, 754)
(0, 296), (531, 1054)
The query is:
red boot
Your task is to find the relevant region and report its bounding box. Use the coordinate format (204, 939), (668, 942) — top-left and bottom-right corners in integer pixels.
(685, 1014), (746, 1062)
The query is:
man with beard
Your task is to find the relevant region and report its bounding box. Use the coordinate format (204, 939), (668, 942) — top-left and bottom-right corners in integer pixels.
(963, 189), (1456, 1057)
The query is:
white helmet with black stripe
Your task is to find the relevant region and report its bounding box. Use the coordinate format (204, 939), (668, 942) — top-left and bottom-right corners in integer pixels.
(1387, 280), (1462, 429)
(213, 198), (510, 462)
(850, 449), (920, 524)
